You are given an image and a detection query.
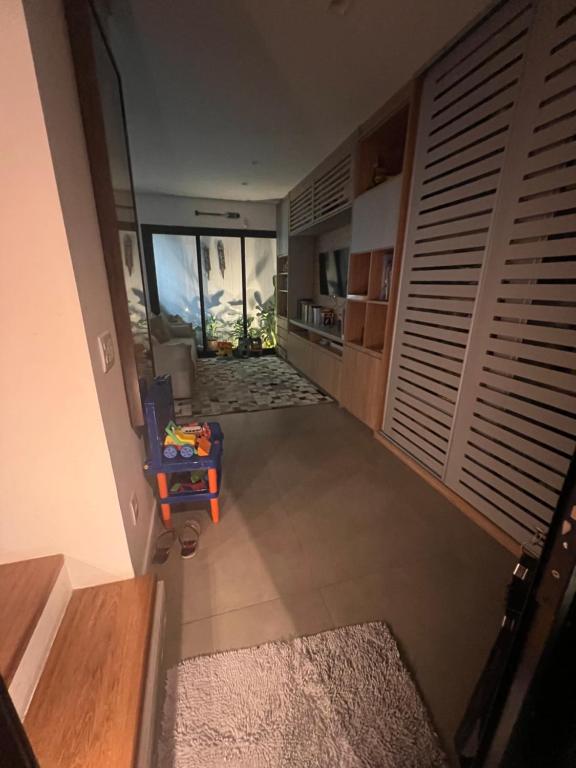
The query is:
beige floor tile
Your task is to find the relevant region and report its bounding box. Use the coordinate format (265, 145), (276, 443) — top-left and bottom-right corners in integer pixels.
(320, 549), (512, 751)
(177, 590), (334, 660)
(158, 400), (516, 756)
(169, 516), (316, 623)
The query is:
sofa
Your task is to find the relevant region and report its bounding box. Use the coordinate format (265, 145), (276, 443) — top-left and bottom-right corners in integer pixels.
(149, 313), (198, 398)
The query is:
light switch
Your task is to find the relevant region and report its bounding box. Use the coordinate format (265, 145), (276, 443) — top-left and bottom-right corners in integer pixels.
(97, 331), (115, 373)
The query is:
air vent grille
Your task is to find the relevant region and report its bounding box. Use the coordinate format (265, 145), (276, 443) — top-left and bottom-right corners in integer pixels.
(289, 185), (313, 233)
(289, 153), (352, 233)
(313, 154), (352, 221)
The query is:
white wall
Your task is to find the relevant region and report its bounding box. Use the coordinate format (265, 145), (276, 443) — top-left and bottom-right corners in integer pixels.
(137, 192), (276, 231)
(21, 0), (158, 578)
(0, 0), (135, 587)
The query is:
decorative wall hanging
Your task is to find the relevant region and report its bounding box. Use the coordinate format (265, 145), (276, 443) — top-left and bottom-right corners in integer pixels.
(217, 239), (226, 279)
(122, 232), (134, 275)
(202, 242), (211, 279)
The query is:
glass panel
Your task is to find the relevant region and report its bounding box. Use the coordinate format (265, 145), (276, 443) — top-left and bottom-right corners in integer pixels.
(90, 10), (153, 404)
(152, 234), (203, 349)
(245, 237), (277, 349)
(200, 236), (244, 349)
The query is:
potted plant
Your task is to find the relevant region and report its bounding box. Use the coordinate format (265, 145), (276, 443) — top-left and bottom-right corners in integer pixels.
(205, 313), (222, 352)
(255, 294), (277, 349)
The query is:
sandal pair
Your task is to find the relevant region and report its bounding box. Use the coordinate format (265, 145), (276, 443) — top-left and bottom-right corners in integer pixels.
(153, 521), (200, 564)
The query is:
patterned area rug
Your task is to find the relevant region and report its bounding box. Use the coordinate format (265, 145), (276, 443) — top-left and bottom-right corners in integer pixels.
(175, 356), (332, 418)
(159, 622), (447, 768)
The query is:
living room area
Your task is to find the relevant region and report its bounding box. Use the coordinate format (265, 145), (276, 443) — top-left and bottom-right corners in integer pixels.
(2, 0), (575, 766)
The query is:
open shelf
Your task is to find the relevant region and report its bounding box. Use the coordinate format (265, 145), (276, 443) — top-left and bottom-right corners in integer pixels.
(344, 300), (366, 345)
(289, 317), (343, 359)
(364, 302), (387, 352)
(347, 252), (371, 296)
(289, 320), (342, 343)
(344, 249), (393, 355)
(355, 103), (409, 197)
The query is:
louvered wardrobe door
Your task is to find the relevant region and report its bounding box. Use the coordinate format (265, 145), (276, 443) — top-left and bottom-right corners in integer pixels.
(382, 0), (536, 476)
(445, 0), (576, 543)
(289, 184), (314, 233)
(313, 153), (352, 222)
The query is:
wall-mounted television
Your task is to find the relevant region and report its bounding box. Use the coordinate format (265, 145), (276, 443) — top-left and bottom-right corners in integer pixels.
(319, 248), (349, 298)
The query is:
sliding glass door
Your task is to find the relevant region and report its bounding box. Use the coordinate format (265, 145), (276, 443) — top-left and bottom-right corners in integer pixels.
(245, 237), (277, 349)
(199, 235), (244, 351)
(143, 226), (276, 355)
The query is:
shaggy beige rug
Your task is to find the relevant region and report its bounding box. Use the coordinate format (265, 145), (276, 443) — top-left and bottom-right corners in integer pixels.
(159, 622), (447, 767)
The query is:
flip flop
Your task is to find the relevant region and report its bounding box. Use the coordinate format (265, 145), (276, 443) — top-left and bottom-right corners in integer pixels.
(152, 529), (176, 565)
(178, 520), (201, 559)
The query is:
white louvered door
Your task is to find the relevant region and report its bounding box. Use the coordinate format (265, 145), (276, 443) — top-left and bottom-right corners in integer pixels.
(289, 184), (314, 233)
(445, 0), (576, 542)
(312, 153), (352, 222)
(384, 0), (576, 543)
(383, 0), (536, 478)
(289, 152), (352, 233)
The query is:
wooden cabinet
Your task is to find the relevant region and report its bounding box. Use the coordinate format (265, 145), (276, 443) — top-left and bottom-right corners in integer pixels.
(286, 332), (341, 400)
(344, 250), (392, 354)
(340, 345), (380, 428)
(276, 318), (288, 359)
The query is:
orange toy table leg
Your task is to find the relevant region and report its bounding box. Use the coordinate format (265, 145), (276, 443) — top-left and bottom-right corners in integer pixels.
(208, 467), (219, 524)
(156, 472), (172, 528)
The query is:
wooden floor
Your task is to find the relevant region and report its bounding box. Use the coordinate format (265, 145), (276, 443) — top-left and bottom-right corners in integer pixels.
(24, 575), (156, 768)
(0, 555), (64, 684)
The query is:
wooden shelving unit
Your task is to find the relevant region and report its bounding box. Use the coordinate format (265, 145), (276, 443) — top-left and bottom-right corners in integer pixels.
(344, 249), (392, 353)
(278, 80), (419, 431)
(355, 100), (409, 198)
(276, 253), (289, 320)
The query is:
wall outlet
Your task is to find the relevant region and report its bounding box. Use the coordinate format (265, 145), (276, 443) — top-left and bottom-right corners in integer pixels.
(129, 492), (139, 526)
(97, 331), (115, 373)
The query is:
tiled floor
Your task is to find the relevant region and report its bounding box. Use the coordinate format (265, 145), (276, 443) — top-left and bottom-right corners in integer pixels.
(155, 403), (515, 759)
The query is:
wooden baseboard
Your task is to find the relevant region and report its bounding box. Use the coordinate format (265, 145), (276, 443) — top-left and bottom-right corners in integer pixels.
(374, 431), (521, 556)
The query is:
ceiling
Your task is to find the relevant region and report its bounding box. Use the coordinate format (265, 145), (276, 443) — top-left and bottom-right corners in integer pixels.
(104, 0), (493, 202)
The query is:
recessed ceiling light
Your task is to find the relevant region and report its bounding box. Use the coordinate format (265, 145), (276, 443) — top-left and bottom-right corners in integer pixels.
(327, 0), (352, 15)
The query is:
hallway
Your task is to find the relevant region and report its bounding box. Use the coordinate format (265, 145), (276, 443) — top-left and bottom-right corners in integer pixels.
(156, 402), (514, 752)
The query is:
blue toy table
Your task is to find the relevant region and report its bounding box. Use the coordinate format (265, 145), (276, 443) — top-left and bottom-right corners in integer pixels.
(143, 376), (223, 528)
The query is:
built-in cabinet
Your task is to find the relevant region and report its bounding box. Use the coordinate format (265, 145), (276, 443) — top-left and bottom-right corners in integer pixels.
(286, 329), (341, 400)
(381, 0), (576, 544)
(340, 345), (380, 427)
(280, 85), (415, 429)
(277, 0), (576, 550)
(289, 139), (354, 235)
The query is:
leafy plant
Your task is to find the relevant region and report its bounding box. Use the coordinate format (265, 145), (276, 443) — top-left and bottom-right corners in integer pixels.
(205, 313), (223, 340)
(255, 294), (277, 349)
(230, 315), (254, 345)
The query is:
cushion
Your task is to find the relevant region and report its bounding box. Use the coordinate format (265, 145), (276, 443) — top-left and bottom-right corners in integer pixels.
(149, 313), (171, 343)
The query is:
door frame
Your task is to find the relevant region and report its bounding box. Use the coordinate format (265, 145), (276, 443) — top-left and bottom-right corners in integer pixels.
(141, 224), (276, 354)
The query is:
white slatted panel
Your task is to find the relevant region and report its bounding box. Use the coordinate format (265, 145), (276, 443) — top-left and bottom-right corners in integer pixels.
(289, 154), (352, 233)
(446, 0), (576, 542)
(383, 0), (535, 477)
(313, 154), (352, 222)
(289, 184), (313, 232)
